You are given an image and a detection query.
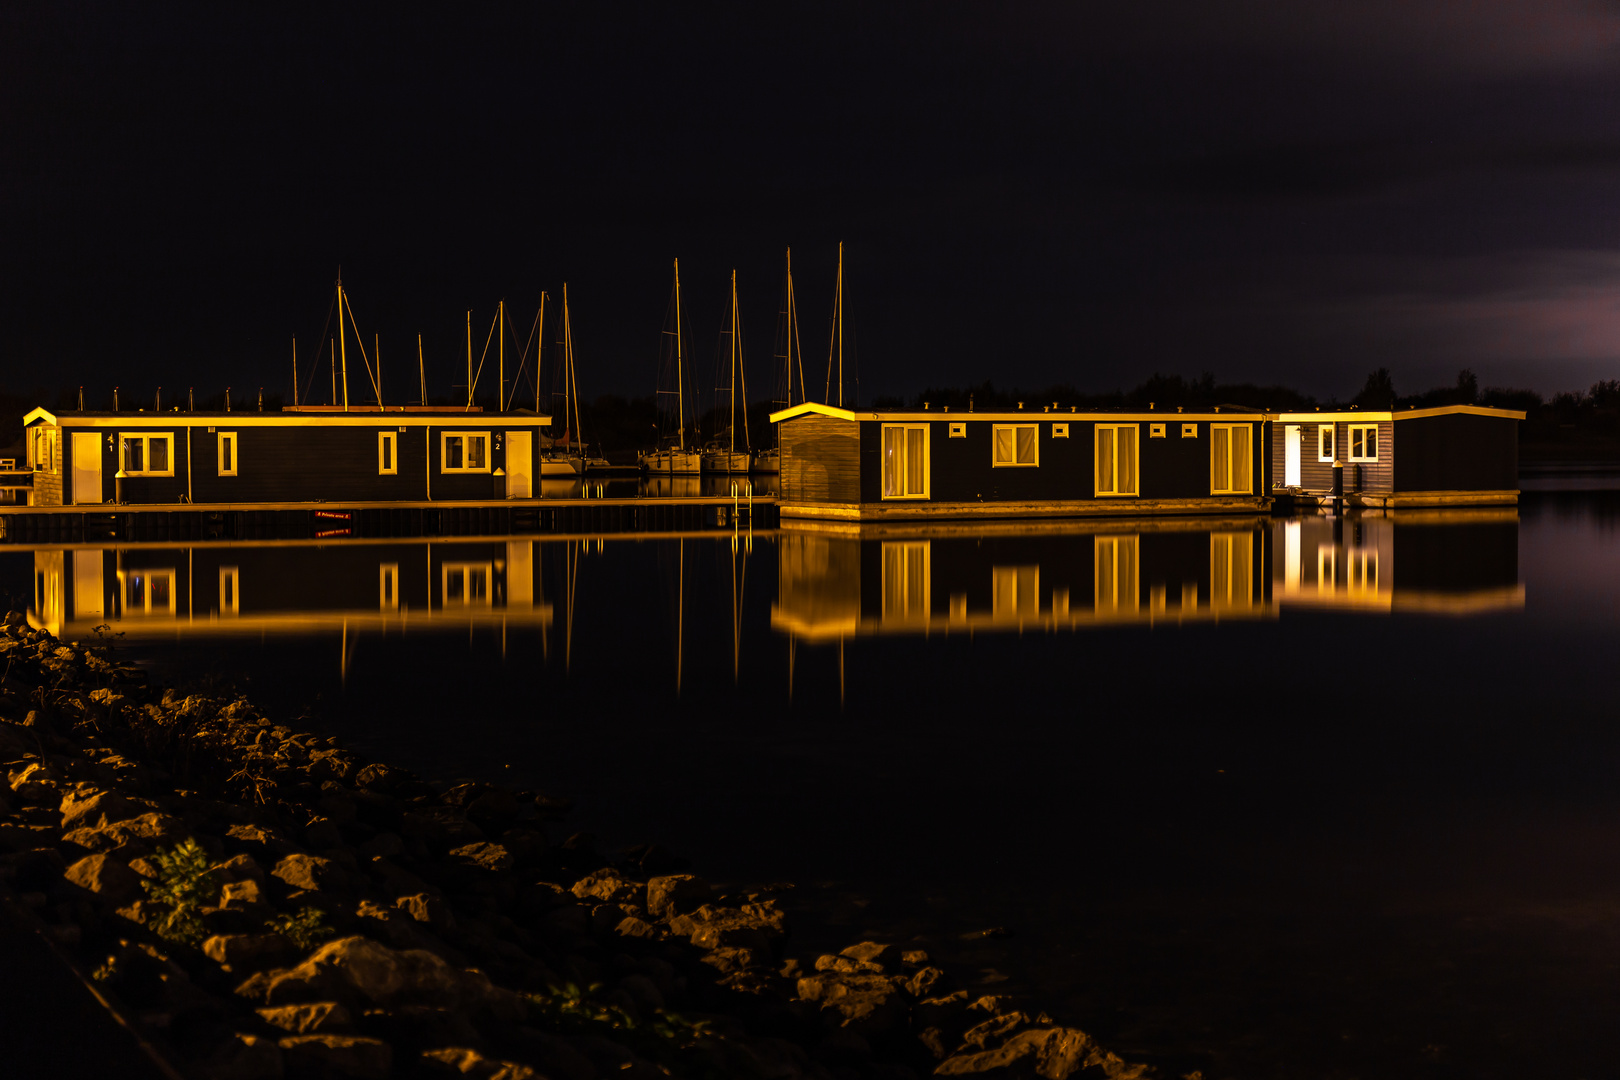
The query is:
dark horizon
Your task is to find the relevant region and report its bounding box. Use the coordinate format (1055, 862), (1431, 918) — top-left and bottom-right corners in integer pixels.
(8, 2), (1620, 410)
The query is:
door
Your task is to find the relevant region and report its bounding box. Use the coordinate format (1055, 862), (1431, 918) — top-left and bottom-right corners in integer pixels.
(506, 432), (533, 498)
(1284, 425), (1301, 487)
(71, 432), (102, 504)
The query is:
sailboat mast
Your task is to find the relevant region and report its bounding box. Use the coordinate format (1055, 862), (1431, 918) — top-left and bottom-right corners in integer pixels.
(563, 283), (582, 452)
(836, 241), (844, 408)
(466, 311), (473, 410)
(534, 292), (547, 415)
(292, 336), (298, 407)
(418, 335), (426, 406)
(729, 269), (738, 455)
(674, 258), (685, 451)
(338, 280), (350, 412)
(498, 300), (505, 414)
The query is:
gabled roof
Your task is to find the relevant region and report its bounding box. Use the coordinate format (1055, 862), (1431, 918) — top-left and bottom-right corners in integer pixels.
(1272, 405), (1527, 422)
(769, 401), (1260, 424)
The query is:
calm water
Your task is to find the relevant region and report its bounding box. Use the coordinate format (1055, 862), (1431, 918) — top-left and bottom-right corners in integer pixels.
(6, 493), (1620, 1079)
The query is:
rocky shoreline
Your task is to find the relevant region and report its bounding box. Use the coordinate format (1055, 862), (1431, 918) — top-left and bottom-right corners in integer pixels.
(0, 611), (1157, 1080)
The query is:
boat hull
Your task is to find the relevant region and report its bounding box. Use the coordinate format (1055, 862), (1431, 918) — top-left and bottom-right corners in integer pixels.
(751, 450), (780, 474)
(640, 450), (703, 474)
(540, 456), (584, 477)
(703, 451), (752, 474)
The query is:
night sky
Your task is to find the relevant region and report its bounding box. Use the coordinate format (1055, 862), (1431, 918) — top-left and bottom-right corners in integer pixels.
(7, 1), (1620, 409)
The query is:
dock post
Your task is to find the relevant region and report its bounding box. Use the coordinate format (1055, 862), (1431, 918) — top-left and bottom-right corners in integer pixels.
(1331, 459), (1343, 514)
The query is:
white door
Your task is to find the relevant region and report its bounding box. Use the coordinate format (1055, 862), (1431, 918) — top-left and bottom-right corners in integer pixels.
(1284, 425), (1301, 487)
(71, 432), (102, 504)
(506, 432), (533, 498)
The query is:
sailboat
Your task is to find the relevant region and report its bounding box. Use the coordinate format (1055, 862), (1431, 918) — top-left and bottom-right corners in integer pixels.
(640, 259), (703, 474)
(540, 284), (585, 477)
(703, 270), (751, 474)
(754, 247), (805, 475)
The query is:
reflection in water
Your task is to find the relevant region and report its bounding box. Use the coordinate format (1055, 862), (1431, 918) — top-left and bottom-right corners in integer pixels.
(541, 475), (779, 500)
(773, 510), (1523, 642)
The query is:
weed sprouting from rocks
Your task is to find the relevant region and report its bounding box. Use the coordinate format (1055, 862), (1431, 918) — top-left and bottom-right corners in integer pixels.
(141, 838), (221, 946)
(266, 906), (334, 950)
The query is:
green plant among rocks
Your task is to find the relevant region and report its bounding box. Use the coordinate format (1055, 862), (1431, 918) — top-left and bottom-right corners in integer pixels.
(266, 906), (334, 950)
(141, 838), (220, 946)
(528, 983), (715, 1070)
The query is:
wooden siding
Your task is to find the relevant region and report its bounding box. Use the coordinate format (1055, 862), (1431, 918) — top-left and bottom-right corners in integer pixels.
(1271, 420), (1393, 494)
(849, 415), (1265, 504)
(1391, 413), (1517, 492)
(781, 415), (861, 503)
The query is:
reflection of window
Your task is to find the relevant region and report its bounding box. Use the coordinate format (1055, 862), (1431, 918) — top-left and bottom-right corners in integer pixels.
(380, 563), (400, 610)
(441, 432), (490, 473)
(881, 424), (929, 499)
(992, 424), (1039, 467)
(1317, 545), (1337, 594)
(1318, 424), (1335, 462)
(442, 562), (492, 606)
(218, 566), (239, 615)
(1095, 424), (1138, 496)
(120, 569), (176, 616)
(881, 542), (930, 622)
(1210, 423), (1253, 494)
(121, 433), (174, 476)
(1095, 536), (1139, 613)
(992, 565), (1040, 621)
(1210, 532), (1254, 611)
(1347, 549), (1379, 598)
(1348, 424), (1379, 462)
(218, 432), (237, 476)
(1052, 587), (1070, 618)
(378, 432), (398, 475)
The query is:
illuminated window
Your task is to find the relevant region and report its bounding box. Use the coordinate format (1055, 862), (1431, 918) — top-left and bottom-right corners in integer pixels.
(379, 563), (400, 610)
(948, 422), (966, 438)
(881, 542), (930, 622)
(992, 565), (1040, 621)
(1318, 424), (1336, 462)
(992, 424), (1038, 467)
(1095, 424), (1138, 496)
(1348, 423), (1379, 462)
(881, 424), (929, 499)
(217, 432), (237, 477)
(442, 562), (492, 606)
(378, 431), (398, 475)
(1181, 423), (1197, 438)
(1210, 423), (1253, 494)
(31, 428), (59, 472)
(120, 433), (174, 477)
(1095, 536), (1139, 614)
(1150, 423), (1166, 438)
(1052, 422), (1069, 438)
(441, 432), (491, 473)
(218, 566), (239, 615)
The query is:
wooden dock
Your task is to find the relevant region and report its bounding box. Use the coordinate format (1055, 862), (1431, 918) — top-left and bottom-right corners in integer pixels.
(0, 496), (777, 543)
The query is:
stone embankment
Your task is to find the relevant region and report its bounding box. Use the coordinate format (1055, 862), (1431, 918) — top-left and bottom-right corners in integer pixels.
(0, 611), (1156, 1080)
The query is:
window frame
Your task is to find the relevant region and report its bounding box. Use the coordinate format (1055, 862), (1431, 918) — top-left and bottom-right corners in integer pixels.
(1181, 423), (1198, 438)
(379, 563), (400, 610)
(1149, 423), (1166, 438)
(948, 421), (966, 438)
(991, 423), (1040, 468)
(1052, 422), (1069, 439)
(217, 431), (237, 477)
(1094, 423), (1140, 497)
(1209, 422), (1254, 495)
(440, 431), (491, 474)
(218, 565), (240, 615)
(880, 423), (931, 500)
(378, 431), (398, 475)
(1318, 424), (1336, 462)
(1348, 423), (1379, 462)
(120, 432), (176, 477)
(442, 561), (494, 607)
(881, 541), (931, 623)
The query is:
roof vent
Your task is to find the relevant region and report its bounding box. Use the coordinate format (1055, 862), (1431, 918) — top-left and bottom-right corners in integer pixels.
(1017, 402), (1024, 410)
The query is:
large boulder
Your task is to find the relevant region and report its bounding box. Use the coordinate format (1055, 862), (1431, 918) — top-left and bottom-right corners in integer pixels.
(796, 972), (908, 1035)
(256, 1001), (353, 1034)
(271, 853), (343, 893)
(278, 1034), (391, 1078)
(264, 936), (493, 1013)
(570, 868), (641, 905)
(421, 1046), (543, 1079)
(203, 933), (295, 968)
(645, 874), (711, 917)
(62, 811), (185, 857)
(58, 788), (144, 830)
(934, 1027), (1149, 1080)
(64, 853), (143, 904)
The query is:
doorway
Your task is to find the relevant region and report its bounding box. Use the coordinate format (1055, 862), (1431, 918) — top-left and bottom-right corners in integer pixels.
(506, 431), (533, 498)
(1284, 425), (1301, 487)
(71, 432), (102, 504)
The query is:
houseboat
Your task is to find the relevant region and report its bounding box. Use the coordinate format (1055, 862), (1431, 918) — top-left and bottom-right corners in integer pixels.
(1270, 404), (1525, 507)
(770, 402), (1269, 520)
(20, 405), (549, 507)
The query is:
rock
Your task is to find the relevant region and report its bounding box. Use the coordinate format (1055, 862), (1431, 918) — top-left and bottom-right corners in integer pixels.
(670, 901), (785, 953)
(841, 941), (899, 967)
(304, 818), (344, 850)
(61, 811), (185, 856)
(221, 879), (268, 909)
(203, 933), (295, 967)
(570, 868), (640, 905)
(215, 852), (267, 882)
(448, 841), (514, 873)
(421, 1046), (543, 1079)
(464, 787), (520, 830)
(816, 954), (883, 975)
(278, 1034), (391, 1079)
(58, 789), (143, 830)
(701, 947), (767, 974)
(204, 1031), (284, 1080)
(401, 807), (486, 853)
(497, 826), (546, 866)
(645, 873), (711, 917)
(908, 967), (948, 998)
(933, 1027), (1147, 1080)
(963, 1012), (1032, 1050)
(272, 853), (342, 893)
(353, 762), (408, 794)
(266, 936), (484, 1011)
(903, 949), (932, 966)
(396, 893), (457, 933)
(355, 831), (402, 859)
(614, 916), (660, 941)
(796, 973), (908, 1035)
(256, 1001), (353, 1034)
(63, 852), (143, 903)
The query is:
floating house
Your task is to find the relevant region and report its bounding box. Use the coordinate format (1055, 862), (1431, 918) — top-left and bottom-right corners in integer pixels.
(19, 406), (550, 507)
(771, 403), (1269, 521)
(1270, 405), (1525, 507)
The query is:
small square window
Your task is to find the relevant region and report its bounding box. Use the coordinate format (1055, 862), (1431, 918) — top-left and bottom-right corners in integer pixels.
(1150, 423), (1166, 438)
(1181, 423), (1198, 438)
(948, 422), (966, 438)
(1052, 423), (1068, 438)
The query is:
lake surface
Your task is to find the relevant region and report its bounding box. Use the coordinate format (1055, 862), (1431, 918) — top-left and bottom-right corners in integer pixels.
(4, 492), (1619, 1079)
